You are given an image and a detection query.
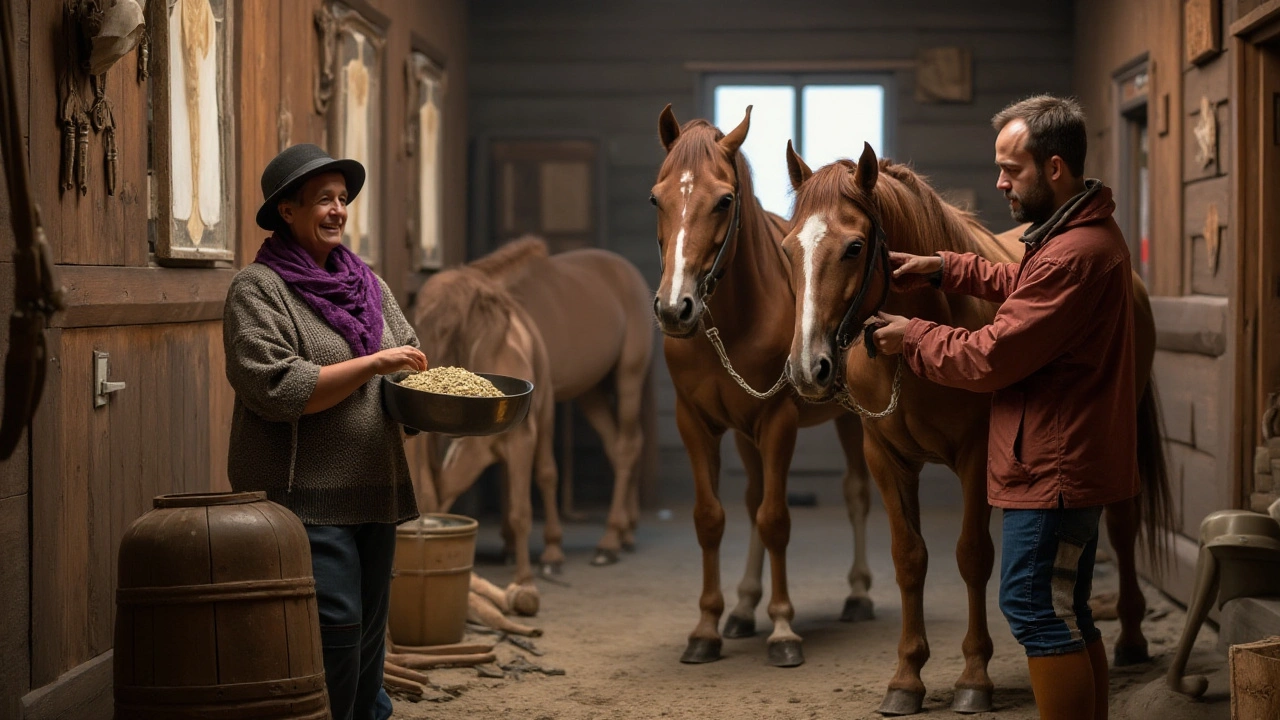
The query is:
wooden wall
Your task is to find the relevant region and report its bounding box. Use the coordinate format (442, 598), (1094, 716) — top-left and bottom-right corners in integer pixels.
(467, 0), (1076, 501)
(0, 1), (468, 717)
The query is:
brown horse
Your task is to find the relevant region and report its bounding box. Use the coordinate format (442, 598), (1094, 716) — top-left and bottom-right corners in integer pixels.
(502, 236), (657, 566)
(409, 247), (563, 596)
(651, 104), (874, 668)
(781, 142), (1174, 715)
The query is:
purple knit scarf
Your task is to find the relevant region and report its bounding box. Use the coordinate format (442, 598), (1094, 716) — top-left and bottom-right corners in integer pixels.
(255, 233), (384, 357)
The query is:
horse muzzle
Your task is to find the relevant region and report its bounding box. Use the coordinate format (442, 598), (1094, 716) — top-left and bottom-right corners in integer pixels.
(789, 349), (838, 401)
(653, 294), (702, 338)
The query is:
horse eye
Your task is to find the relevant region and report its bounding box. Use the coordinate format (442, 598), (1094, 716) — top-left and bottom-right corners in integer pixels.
(844, 240), (865, 259)
(649, 193), (658, 207)
(715, 194), (733, 211)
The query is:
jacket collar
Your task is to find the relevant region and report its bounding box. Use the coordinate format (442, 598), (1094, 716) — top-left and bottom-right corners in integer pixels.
(1020, 178), (1109, 251)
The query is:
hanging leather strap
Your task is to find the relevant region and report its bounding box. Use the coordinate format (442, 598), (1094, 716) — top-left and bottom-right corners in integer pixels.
(0, 1), (65, 460)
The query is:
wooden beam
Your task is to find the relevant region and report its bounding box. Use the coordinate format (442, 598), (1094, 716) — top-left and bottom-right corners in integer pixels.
(1231, 0), (1280, 39)
(0, 495), (30, 720)
(50, 266), (235, 329)
(20, 651), (112, 720)
(683, 59), (916, 73)
(1149, 295), (1229, 356)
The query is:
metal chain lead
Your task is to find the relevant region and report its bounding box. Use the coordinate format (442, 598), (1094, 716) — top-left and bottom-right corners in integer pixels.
(701, 320), (791, 400)
(836, 356), (904, 419)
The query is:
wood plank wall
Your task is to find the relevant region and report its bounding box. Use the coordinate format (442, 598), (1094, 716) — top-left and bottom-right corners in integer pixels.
(1, 0), (468, 716)
(467, 0), (1076, 502)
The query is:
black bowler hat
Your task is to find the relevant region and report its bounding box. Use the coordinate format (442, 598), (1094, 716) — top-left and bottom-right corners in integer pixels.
(255, 143), (366, 231)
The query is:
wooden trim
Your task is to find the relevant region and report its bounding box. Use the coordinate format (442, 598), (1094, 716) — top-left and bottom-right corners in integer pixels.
(1233, 36), (1259, 509)
(20, 651), (112, 720)
(1231, 0), (1280, 39)
(1150, 295), (1229, 355)
(683, 59), (917, 73)
(51, 266), (235, 328)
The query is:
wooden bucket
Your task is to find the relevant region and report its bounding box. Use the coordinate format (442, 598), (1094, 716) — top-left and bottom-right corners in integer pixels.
(388, 514), (478, 647)
(113, 491), (329, 720)
(1230, 635), (1280, 719)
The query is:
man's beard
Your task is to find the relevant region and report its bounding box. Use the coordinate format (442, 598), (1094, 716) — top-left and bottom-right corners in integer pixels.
(1007, 172), (1055, 224)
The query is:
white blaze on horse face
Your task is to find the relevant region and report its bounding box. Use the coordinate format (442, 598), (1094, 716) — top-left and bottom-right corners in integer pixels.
(668, 170), (696, 307)
(797, 214), (828, 376)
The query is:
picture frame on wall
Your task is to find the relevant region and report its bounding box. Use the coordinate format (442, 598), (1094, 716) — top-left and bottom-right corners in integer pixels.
(149, 0), (236, 264)
(406, 46), (446, 271)
(316, 0), (386, 270)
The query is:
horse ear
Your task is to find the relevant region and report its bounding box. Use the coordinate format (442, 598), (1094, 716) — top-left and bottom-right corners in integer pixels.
(658, 104), (681, 152)
(719, 105), (752, 156)
(786, 140), (812, 192)
(854, 141), (879, 194)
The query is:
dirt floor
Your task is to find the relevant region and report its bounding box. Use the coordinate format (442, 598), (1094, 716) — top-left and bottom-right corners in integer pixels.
(391, 471), (1232, 720)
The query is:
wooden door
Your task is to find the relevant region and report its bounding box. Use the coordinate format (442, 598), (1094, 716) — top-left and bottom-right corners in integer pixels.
(489, 139), (600, 254)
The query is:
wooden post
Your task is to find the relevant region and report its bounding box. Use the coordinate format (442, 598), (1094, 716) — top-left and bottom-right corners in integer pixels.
(1230, 636), (1280, 718)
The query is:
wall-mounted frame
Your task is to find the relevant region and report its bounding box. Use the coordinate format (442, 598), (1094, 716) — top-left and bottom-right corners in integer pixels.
(316, 0), (387, 270)
(1185, 0), (1223, 66)
(149, 0), (236, 264)
(406, 43), (446, 270)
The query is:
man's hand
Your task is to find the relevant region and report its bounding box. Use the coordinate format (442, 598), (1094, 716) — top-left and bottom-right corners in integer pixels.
(889, 251), (943, 292)
(870, 312), (911, 356)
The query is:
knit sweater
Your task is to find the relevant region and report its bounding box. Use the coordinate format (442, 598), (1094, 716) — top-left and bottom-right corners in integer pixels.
(222, 262), (421, 526)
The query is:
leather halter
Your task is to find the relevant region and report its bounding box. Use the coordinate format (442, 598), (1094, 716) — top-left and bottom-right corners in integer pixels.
(833, 211), (892, 357)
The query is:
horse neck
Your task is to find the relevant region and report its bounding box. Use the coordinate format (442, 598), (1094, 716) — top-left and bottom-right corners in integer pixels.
(706, 199), (791, 333)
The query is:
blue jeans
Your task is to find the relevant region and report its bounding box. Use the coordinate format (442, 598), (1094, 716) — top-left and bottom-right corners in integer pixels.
(998, 504), (1104, 657)
(307, 524), (398, 720)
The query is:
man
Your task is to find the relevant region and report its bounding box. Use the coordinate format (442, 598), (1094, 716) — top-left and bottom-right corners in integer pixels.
(872, 95), (1137, 720)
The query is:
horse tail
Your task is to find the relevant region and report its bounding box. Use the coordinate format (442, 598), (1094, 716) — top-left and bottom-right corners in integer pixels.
(1136, 377), (1176, 580)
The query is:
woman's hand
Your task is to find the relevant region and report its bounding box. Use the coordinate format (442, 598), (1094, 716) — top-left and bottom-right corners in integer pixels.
(371, 345), (429, 375)
(889, 251), (943, 292)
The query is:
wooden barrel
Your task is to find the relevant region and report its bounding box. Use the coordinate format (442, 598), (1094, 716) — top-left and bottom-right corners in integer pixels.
(114, 491), (330, 720)
(388, 514), (478, 647)
(1231, 636), (1280, 719)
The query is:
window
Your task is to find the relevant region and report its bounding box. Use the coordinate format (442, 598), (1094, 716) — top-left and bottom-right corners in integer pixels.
(1114, 56), (1151, 285)
(704, 74), (892, 218)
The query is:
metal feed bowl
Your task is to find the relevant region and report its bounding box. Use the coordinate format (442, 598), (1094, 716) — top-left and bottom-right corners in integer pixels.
(382, 372), (533, 436)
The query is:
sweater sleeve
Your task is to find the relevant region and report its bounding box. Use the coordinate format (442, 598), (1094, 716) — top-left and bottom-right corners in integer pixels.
(938, 250), (1021, 303)
(902, 258), (1101, 393)
(223, 273), (322, 423)
(378, 277), (421, 350)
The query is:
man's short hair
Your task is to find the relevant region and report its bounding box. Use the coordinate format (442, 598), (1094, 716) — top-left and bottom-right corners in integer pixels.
(991, 95), (1088, 178)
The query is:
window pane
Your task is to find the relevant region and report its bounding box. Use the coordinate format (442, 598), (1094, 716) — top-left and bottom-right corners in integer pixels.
(714, 85), (796, 218)
(802, 85), (885, 169)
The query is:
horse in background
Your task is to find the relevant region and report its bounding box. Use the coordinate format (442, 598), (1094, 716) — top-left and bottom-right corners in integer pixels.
(650, 104), (874, 669)
(782, 142), (1173, 715)
(502, 235), (656, 566)
(409, 243), (563, 598)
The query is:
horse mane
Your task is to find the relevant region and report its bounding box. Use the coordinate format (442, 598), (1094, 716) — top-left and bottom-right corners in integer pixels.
(411, 267), (515, 368)
(467, 235), (549, 287)
(794, 157), (1017, 263)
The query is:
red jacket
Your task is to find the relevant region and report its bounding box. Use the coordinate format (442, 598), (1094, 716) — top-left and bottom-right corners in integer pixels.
(902, 183), (1139, 509)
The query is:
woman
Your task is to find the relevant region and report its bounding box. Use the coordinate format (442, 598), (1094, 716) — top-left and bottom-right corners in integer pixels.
(223, 143), (426, 720)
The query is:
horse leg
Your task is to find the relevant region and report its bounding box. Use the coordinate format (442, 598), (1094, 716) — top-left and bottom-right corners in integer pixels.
(724, 432), (765, 639)
(834, 413), (874, 622)
(532, 398), (566, 575)
(951, 445), (995, 714)
(435, 436), (497, 514)
(499, 428), (539, 590)
(864, 439), (930, 716)
(676, 398), (727, 664)
(755, 408), (804, 668)
(578, 379), (646, 566)
(1104, 496), (1151, 666)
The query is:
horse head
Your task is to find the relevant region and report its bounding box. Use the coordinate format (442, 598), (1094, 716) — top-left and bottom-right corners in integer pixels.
(781, 141), (891, 400)
(650, 103), (751, 337)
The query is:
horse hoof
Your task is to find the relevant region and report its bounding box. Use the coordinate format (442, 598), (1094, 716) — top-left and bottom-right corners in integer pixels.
(1114, 643), (1151, 667)
(840, 596), (875, 622)
(591, 549), (619, 566)
(680, 638), (722, 664)
(951, 687), (993, 714)
(540, 562), (563, 577)
(877, 688), (925, 716)
(722, 614), (756, 639)
(767, 640), (804, 668)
